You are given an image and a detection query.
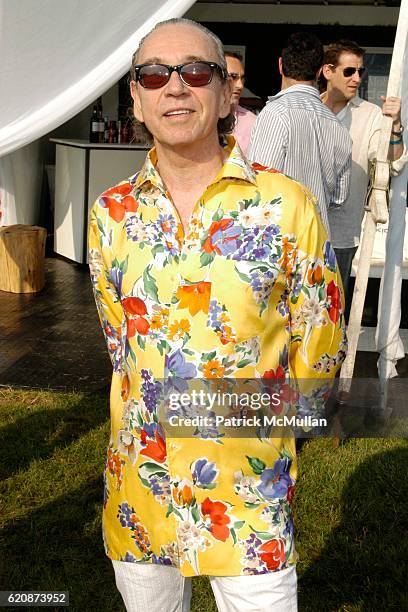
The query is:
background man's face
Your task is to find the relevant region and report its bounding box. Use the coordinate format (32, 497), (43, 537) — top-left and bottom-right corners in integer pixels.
(325, 52), (364, 101)
(130, 24), (231, 150)
(226, 56), (245, 107)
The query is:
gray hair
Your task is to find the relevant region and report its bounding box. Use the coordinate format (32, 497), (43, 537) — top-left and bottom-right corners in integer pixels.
(130, 18), (227, 75)
(129, 18), (234, 142)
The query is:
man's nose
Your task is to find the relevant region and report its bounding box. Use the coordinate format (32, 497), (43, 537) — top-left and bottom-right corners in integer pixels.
(352, 70), (361, 83)
(165, 69), (187, 93)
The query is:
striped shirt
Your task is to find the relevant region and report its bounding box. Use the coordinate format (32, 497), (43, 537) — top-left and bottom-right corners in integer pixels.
(248, 84), (352, 234)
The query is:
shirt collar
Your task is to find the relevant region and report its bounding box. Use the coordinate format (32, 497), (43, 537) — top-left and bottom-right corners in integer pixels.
(336, 95), (363, 122)
(134, 147), (166, 193)
(268, 83), (320, 102)
(216, 136), (257, 185)
(348, 95), (363, 107)
(320, 91), (362, 110)
(134, 135), (257, 193)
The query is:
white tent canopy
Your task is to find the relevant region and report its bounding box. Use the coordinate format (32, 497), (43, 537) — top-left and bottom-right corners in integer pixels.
(0, 0), (194, 157)
(0, 0), (194, 224)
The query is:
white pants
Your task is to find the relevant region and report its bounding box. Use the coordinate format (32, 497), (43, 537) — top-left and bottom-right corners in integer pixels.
(112, 560), (297, 612)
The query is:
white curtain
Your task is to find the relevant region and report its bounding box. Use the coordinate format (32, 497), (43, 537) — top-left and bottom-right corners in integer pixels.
(0, 140), (43, 225)
(0, 0), (195, 223)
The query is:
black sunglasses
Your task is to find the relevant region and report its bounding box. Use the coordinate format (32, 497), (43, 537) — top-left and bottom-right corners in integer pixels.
(133, 61), (228, 89)
(342, 66), (366, 78)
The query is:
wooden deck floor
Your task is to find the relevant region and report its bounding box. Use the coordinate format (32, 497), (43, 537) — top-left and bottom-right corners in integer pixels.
(0, 257), (407, 392)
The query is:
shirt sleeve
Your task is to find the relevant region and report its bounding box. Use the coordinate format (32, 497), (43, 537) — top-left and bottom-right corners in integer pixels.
(330, 150), (351, 208)
(88, 203), (126, 374)
(287, 194), (347, 414)
(248, 106), (288, 170)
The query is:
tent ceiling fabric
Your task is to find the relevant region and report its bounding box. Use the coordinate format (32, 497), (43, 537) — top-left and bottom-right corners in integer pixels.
(196, 0), (401, 5)
(0, 0), (195, 158)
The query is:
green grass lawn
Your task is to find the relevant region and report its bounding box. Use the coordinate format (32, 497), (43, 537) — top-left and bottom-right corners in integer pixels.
(0, 388), (406, 611)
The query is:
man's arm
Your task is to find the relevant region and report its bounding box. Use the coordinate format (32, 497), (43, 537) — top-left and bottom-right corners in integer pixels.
(330, 148), (351, 208)
(89, 204), (126, 374)
(283, 194), (347, 426)
(247, 106), (288, 169)
(368, 97), (407, 173)
(288, 194), (346, 386)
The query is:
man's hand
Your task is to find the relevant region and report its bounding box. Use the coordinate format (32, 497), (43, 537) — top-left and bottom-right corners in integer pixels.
(380, 95), (402, 127)
(381, 96), (404, 161)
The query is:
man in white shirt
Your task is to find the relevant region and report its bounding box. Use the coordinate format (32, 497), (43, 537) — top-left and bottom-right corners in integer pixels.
(248, 33), (352, 235)
(321, 39), (406, 302)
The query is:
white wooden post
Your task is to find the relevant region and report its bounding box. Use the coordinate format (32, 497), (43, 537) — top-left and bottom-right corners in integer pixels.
(338, 0), (408, 397)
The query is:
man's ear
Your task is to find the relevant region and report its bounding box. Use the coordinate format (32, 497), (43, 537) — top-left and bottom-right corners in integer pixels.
(130, 80), (144, 123)
(321, 64), (333, 81)
(278, 57), (284, 77)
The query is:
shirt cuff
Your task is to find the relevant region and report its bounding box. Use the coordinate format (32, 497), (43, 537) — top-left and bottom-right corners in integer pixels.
(390, 143), (408, 175)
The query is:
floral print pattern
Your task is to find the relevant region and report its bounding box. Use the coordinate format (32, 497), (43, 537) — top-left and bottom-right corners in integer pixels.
(89, 137), (346, 576)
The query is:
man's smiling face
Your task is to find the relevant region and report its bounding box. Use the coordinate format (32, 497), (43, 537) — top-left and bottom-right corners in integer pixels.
(130, 23), (231, 151)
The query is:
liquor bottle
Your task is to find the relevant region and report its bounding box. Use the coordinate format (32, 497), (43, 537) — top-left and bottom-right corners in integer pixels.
(104, 116), (109, 143)
(108, 120), (118, 143)
(117, 120), (122, 144)
(89, 105), (99, 143)
(97, 100), (104, 143)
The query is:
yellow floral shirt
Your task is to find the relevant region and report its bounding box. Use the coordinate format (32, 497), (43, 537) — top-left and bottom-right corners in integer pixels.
(88, 137), (346, 577)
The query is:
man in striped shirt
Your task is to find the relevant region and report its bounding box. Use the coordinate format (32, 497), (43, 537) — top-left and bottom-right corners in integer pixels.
(248, 33), (352, 235)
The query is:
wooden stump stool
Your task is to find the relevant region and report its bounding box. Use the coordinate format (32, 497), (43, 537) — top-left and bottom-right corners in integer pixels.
(0, 225), (47, 293)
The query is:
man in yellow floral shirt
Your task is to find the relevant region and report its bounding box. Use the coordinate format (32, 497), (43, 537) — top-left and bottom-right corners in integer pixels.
(89, 17), (346, 612)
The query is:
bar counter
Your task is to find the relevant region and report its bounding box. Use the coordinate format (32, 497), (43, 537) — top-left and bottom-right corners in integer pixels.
(51, 138), (150, 264)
